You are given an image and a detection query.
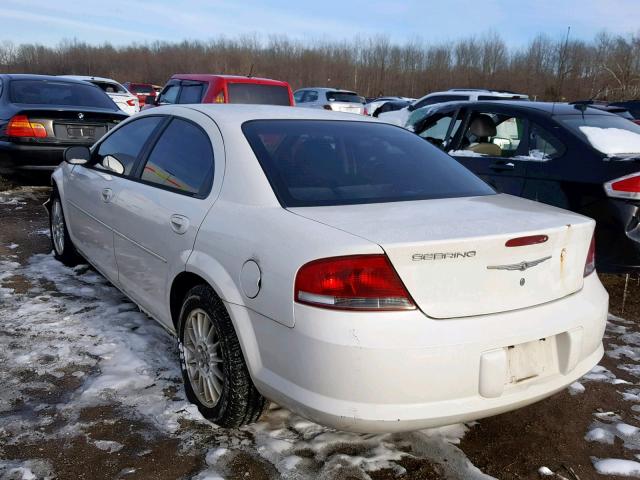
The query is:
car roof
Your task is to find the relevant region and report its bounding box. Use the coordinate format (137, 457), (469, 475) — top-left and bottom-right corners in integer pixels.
(170, 74), (289, 86)
(425, 100), (614, 116)
(0, 73), (96, 85)
(295, 87), (357, 94)
(145, 104), (377, 127)
(60, 75), (122, 84)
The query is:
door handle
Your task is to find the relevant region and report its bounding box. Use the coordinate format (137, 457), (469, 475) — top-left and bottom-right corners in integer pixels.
(101, 188), (114, 202)
(170, 214), (190, 235)
(489, 161), (515, 171)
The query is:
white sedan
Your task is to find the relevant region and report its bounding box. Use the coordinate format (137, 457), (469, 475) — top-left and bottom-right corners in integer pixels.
(60, 75), (140, 115)
(49, 105), (607, 432)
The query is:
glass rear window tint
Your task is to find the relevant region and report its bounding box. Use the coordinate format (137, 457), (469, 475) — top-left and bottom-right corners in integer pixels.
(227, 84), (290, 105)
(326, 91), (362, 103)
(10, 80), (116, 109)
(242, 120), (494, 207)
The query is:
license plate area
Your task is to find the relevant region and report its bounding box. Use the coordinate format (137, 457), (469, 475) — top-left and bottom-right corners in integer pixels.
(505, 337), (557, 384)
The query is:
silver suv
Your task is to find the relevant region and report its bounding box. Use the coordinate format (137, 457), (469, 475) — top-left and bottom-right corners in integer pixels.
(409, 89), (529, 111)
(294, 87), (365, 115)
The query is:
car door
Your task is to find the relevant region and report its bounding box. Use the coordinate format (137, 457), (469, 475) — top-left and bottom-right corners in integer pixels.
(448, 107), (530, 196)
(64, 116), (165, 283)
(109, 109), (222, 327)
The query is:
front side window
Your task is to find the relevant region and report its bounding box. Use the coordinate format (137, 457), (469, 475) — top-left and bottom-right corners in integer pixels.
(178, 83), (205, 104)
(454, 112), (526, 157)
(293, 91), (305, 103)
(303, 90), (318, 102)
(94, 116), (163, 175)
(141, 118), (214, 195)
(243, 120), (494, 207)
(10, 80), (116, 109)
(159, 85), (180, 104)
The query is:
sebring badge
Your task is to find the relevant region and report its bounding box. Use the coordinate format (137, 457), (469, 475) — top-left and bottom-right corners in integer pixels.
(487, 256), (552, 272)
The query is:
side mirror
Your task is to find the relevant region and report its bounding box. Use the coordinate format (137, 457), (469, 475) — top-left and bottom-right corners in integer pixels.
(145, 95), (157, 106)
(64, 146), (91, 165)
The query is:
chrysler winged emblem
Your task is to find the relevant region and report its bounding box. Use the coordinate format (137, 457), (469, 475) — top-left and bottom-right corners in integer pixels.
(487, 256), (552, 272)
(78, 112), (84, 120)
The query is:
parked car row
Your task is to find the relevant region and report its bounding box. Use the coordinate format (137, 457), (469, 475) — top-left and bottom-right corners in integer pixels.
(1, 68), (634, 433)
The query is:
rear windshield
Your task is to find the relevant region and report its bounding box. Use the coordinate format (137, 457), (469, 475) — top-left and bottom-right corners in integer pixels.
(10, 80), (116, 109)
(130, 84), (153, 94)
(92, 81), (126, 94)
(326, 91), (363, 104)
(227, 83), (290, 105)
(556, 114), (640, 156)
(242, 120), (494, 207)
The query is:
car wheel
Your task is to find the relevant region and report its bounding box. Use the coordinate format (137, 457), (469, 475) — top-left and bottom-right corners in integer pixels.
(178, 284), (267, 427)
(49, 190), (80, 266)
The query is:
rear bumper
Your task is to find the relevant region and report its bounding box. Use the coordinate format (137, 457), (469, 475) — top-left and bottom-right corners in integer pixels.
(232, 273), (608, 433)
(0, 141), (81, 172)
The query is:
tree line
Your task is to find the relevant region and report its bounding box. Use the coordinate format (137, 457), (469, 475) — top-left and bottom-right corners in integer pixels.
(0, 30), (638, 101)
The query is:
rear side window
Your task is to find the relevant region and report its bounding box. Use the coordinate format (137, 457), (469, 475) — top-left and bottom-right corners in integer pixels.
(227, 83), (290, 106)
(141, 118), (214, 195)
(178, 83), (205, 104)
(326, 91), (363, 104)
(95, 116), (163, 176)
(243, 120), (494, 207)
(10, 80), (116, 109)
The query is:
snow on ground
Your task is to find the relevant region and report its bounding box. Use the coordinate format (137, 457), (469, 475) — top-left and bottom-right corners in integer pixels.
(0, 252), (493, 479)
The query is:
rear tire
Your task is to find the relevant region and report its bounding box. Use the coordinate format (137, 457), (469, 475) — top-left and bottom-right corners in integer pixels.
(49, 190), (80, 267)
(178, 284), (267, 427)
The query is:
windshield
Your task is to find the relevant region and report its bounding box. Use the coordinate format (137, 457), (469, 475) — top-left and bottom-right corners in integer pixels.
(227, 83), (290, 106)
(242, 120), (494, 207)
(10, 80), (116, 109)
(556, 114), (640, 155)
(326, 91), (363, 104)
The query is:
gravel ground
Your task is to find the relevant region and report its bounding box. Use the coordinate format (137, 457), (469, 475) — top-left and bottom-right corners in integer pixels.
(1, 180), (639, 480)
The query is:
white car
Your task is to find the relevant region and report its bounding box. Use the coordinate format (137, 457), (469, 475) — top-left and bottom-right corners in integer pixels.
(293, 87), (365, 114)
(49, 105), (607, 433)
(60, 75), (140, 115)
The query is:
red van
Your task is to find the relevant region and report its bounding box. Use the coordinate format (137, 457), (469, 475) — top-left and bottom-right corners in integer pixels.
(143, 74), (294, 109)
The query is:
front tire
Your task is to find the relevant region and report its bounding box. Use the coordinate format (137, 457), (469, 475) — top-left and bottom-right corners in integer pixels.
(178, 285), (267, 427)
(49, 191), (80, 267)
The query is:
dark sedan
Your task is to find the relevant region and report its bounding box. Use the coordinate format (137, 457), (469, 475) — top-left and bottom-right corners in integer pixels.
(0, 74), (128, 175)
(405, 101), (640, 273)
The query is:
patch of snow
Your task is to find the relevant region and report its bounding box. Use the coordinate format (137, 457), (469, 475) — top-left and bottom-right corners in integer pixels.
(92, 440), (124, 453)
(538, 466), (554, 476)
(448, 149), (486, 157)
(592, 458), (640, 476)
(585, 426), (615, 444)
(579, 126), (640, 156)
(568, 382), (585, 395)
(513, 149), (552, 161)
(7, 243), (19, 250)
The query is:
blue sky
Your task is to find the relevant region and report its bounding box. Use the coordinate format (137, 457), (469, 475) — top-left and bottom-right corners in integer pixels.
(1, 0), (639, 47)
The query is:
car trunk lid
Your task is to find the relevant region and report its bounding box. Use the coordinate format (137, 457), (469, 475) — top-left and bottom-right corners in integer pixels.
(290, 194), (594, 318)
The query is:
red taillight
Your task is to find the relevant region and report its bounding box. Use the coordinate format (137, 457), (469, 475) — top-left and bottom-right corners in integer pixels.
(323, 104), (333, 110)
(363, 107), (369, 116)
(126, 99), (136, 106)
(295, 254), (415, 311)
(584, 235), (596, 277)
(633, 120), (640, 125)
(505, 234), (549, 247)
(7, 115), (47, 138)
(215, 91), (226, 103)
(604, 173), (640, 200)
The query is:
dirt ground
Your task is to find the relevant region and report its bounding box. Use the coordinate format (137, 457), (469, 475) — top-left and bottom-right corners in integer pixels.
(1, 178), (639, 480)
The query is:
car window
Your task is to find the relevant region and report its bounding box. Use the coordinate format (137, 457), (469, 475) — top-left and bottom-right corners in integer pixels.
(455, 113), (526, 157)
(92, 81), (126, 94)
(226, 83), (290, 106)
(10, 80), (116, 109)
(293, 91), (305, 103)
(326, 91), (362, 103)
(303, 90), (318, 102)
(94, 116), (164, 176)
(556, 114), (640, 156)
(159, 84), (180, 104)
(141, 118), (214, 195)
(521, 123), (565, 161)
(416, 112), (462, 150)
(178, 83), (205, 104)
(242, 120), (494, 207)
